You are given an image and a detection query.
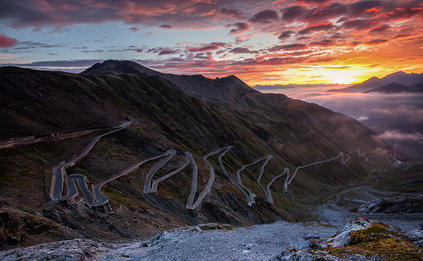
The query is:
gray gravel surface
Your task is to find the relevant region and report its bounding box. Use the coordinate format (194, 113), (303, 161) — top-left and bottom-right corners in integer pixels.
(101, 221), (338, 261)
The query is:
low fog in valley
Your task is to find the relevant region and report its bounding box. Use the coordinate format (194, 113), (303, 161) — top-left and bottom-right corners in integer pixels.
(257, 85), (423, 160)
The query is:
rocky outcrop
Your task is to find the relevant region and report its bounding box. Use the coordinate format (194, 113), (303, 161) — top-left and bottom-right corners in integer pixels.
(0, 207), (76, 250)
(0, 239), (105, 261)
(277, 218), (423, 260)
(358, 194), (423, 214)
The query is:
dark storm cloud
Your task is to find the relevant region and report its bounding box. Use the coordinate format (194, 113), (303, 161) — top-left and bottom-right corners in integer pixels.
(348, 38), (387, 46)
(302, 2), (348, 22)
(228, 22), (250, 34)
(348, 0), (383, 16)
(249, 10), (279, 24)
(310, 39), (334, 46)
(281, 0), (422, 27)
(267, 43), (307, 52)
(281, 6), (305, 23)
(298, 22), (334, 34)
(0, 0), (221, 28)
(296, 0), (331, 4)
(147, 47), (179, 55)
(220, 8), (244, 19)
(230, 47), (256, 54)
(278, 30), (294, 40)
(341, 19), (376, 30)
(0, 0), (120, 28)
(187, 42), (227, 52)
(369, 24), (391, 35)
(0, 0), (421, 34)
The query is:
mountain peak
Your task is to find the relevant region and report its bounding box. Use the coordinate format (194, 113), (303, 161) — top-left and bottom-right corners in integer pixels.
(82, 59), (159, 76)
(363, 76), (380, 83)
(224, 74), (239, 80)
(387, 71), (406, 76)
(217, 75), (250, 88)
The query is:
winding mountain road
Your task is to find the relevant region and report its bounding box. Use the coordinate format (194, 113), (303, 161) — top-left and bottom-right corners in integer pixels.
(186, 146), (233, 209)
(50, 126), (235, 209)
(265, 149), (387, 204)
(145, 152), (191, 194)
(92, 151), (174, 206)
(217, 146), (253, 205)
(235, 155), (273, 206)
(256, 155), (274, 202)
(50, 121), (132, 201)
(49, 122), (390, 209)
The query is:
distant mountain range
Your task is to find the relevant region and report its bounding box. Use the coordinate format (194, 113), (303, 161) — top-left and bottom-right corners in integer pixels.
(329, 71), (423, 93)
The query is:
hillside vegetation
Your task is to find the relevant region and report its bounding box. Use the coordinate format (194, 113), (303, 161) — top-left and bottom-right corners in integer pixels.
(0, 62), (389, 249)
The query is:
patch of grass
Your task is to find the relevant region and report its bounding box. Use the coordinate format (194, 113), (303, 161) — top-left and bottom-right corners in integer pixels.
(323, 222), (423, 261)
(102, 187), (150, 209)
(348, 222), (401, 245)
(198, 223), (232, 231)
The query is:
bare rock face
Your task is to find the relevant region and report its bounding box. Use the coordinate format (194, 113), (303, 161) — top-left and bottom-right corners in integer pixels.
(408, 228), (423, 248)
(0, 207), (76, 250)
(358, 194), (423, 214)
(0, 239), (105, 261)
(323, 218), (374, 248)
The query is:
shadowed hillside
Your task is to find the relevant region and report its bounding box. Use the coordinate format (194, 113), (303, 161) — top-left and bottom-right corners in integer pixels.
(0, 62), (390, 249)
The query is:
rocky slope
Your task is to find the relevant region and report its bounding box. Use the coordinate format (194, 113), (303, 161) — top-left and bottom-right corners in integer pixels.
(0, 61), (390, 249)
(1, 219), (421, 261)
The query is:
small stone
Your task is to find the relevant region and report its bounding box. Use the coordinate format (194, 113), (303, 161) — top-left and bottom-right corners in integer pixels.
(414, 240), (423, 248)
(303, 234), (320, 240)
(309, 239), (323, 249)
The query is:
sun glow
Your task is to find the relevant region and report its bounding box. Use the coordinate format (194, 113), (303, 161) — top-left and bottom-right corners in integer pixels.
(256, 65), (376, 86)
(318, 68), (366, 84)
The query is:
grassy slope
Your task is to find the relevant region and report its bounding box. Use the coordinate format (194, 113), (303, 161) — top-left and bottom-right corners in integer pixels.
(0, 67), (389, 249)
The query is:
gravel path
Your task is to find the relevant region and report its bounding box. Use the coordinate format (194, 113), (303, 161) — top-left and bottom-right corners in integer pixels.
(0, 222), (338, 261)
(100, 221), (338, 261)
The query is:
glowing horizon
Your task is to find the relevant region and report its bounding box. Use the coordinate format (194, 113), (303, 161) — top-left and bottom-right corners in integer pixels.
(1, 0), (423, 86)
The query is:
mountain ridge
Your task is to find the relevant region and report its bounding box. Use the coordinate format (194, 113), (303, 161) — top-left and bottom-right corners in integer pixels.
(329, 71), (423, 93)
(82, 60), (259, 102)
(366, 82), (423, 93)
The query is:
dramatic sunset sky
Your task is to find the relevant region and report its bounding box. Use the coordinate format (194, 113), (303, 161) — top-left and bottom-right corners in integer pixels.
(1, 0), (422, 85)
